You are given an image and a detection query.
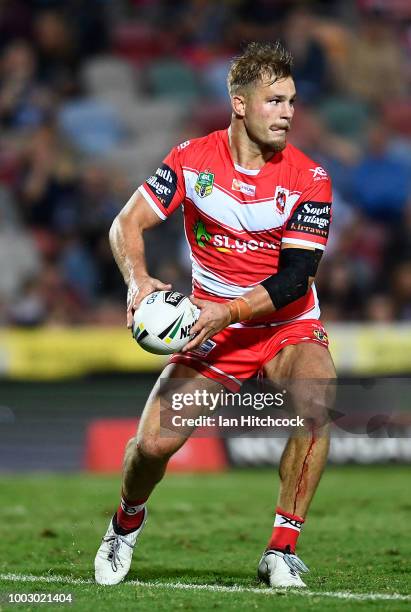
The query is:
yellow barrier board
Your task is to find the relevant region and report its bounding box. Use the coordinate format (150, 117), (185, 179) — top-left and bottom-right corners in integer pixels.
(329, 324), (411, 375)
(0, 328), (167, 380)
(0, 324), (411, 379)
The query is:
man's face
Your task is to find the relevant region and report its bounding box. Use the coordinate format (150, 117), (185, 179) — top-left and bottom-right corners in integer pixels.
(236, 76), (296, 153)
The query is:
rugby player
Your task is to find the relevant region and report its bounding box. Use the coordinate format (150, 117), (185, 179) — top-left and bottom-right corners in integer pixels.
(95, 41), (336, 588)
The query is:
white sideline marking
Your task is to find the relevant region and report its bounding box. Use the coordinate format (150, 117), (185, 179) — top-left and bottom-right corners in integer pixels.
(0, 574), (410, 602)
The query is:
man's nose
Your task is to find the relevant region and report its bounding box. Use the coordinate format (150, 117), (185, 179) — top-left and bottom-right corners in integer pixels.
(281, 102), (294, 120)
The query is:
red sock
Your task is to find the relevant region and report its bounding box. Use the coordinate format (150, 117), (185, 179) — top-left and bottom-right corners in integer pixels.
(115, 493), (147, 534)
(267, 506), (305, 554)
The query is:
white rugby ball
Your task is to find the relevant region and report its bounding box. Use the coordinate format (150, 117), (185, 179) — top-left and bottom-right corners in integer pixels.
(132, 291), (200, 355)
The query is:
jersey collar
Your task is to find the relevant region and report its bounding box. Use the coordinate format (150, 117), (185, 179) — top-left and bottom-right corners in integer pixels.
(224, 127), (284, 177)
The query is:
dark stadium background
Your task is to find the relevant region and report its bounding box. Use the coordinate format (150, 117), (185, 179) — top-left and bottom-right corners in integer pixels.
(0, 0), (410, 470)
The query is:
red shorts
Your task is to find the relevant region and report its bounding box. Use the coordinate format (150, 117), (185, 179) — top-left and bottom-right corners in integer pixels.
(170, 319), (329, 391)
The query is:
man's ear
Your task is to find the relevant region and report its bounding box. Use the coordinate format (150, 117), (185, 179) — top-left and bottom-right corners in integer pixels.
(231, 94), (246, 117)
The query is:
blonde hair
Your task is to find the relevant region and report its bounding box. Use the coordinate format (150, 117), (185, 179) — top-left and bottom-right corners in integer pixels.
(227, 41), (293, 96)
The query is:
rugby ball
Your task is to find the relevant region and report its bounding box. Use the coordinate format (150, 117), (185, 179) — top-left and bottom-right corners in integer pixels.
(132, 291), (200, 355)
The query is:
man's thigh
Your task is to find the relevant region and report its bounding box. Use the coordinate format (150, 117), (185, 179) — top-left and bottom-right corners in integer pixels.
(263, 342), (336, 381)
(137, 362), (222, 452)
(263, 343), (336, 428)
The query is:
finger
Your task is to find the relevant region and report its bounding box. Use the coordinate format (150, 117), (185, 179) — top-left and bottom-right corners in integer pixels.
(127, 291), (137, 311)
(127, 309), (133, 329)
(182, 328), (208, 352)
(189, 297), (206, 308)
(189, 318), (207, 336)
(154, 281), (172, 290)
(128, 291), (149, 327)
(189, 312), (210, 335)
(132, 288), (153, 309)
(132, 294), (145, 309)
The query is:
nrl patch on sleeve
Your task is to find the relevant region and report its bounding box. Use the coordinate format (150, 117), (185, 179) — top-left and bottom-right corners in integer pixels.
(286, 200), (331, 240)
(146, 163), (178, 209)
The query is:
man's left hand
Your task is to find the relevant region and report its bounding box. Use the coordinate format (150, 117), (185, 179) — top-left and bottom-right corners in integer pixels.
(182, 297), (231, 352)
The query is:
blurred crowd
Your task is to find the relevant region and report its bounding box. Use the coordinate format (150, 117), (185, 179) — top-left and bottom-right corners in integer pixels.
(0, 0), (410, 327)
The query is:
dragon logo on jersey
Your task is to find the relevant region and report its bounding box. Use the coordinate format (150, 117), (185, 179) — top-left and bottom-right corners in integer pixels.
(193, 220), (212, 247)
(274, 186), (289, 214)
(195, 170), (214, 198)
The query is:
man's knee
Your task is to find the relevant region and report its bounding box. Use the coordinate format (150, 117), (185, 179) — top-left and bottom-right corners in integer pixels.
(125, 436), (138, 454)
(134, 434), (176, 463)
(300, 397), (330, 430)
(308, 394), (335, 430)
(293, 379), (336, 430)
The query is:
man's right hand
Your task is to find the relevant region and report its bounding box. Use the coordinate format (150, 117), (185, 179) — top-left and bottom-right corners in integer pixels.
(126, 277), (172, 328)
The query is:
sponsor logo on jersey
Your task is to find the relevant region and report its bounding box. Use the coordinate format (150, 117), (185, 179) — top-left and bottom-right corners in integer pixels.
(286, 201), (331, 239)
(192, 219), (277, 254)
(177, 140), (190, 151)
(146, 163), (177, 208)
(155, 166), (174, 183)
(313, 328), (328, 343)
(193, 220), (212, 248)
(164, 291), (186, 307)
(213, 235), (276, 254)
(232, 178), (256, 197)
(309, 166), (328, 181)
(195, 170), (215, 198)
(191, 339), (216, 357)
(274, 186), (289, 213)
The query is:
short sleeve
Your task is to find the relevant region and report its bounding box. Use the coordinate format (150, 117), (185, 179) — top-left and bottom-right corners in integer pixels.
(138, 146), (186, 220)
(282, 171), (332, 251)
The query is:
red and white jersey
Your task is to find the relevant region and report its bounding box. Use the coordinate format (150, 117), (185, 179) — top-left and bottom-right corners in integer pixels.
(138, 129), (332, 325)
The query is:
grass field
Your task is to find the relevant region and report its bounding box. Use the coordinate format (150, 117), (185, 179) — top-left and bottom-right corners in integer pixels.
(0, 466), (410, 611)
